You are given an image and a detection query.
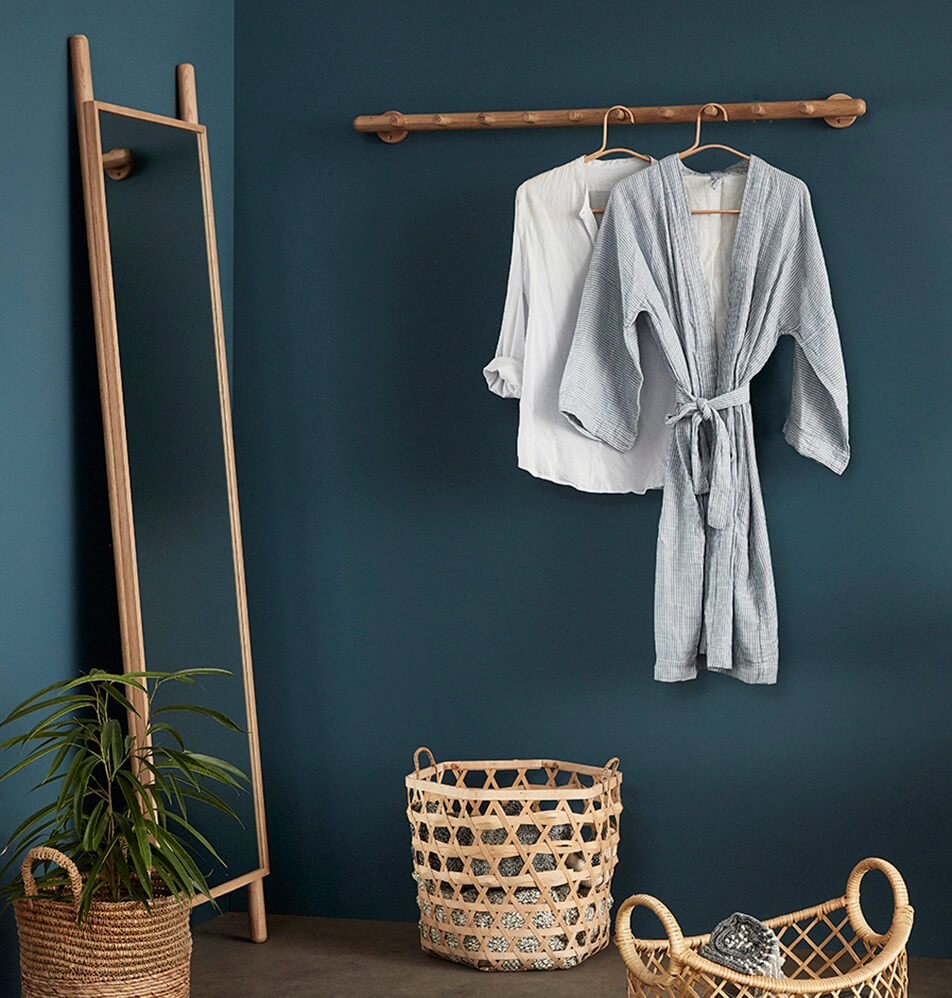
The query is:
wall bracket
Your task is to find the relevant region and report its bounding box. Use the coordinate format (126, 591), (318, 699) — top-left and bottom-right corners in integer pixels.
(102, 147), (134, 180)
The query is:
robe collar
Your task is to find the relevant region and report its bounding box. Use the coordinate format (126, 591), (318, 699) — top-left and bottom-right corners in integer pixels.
(659, 153), (766, 395)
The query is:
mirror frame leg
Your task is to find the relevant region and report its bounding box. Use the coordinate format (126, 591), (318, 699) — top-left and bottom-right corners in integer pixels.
(248, 877), (268, 943)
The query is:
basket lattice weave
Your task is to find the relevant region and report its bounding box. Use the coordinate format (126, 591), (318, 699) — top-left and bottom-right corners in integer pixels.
(616, 857), (913, 998)
(14, 846), (192, 998)
(406, 748), (623, 971)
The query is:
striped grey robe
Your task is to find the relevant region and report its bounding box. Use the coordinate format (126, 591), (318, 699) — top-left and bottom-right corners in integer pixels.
(560, 154), (848, 684)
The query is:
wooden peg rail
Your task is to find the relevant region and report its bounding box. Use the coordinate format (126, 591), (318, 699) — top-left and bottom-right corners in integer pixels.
(354, 94), (865, 143)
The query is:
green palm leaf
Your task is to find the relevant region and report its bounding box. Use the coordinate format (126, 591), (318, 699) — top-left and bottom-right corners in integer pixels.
(0, 669), (246, 922)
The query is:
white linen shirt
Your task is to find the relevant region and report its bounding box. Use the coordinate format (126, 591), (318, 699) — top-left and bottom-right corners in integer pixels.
(483, 156), (674, 493)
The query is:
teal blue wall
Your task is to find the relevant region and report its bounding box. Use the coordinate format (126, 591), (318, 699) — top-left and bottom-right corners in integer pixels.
(233, 0), (952, 958)
(2, 1), (951, 989)
(0, 5), (234, 990)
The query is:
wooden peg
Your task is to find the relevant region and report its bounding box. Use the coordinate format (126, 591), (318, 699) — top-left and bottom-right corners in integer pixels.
(102, 147), (134, 180)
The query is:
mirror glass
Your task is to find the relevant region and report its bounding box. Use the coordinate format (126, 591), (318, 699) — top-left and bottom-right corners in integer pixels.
(98, 109), (260, 888)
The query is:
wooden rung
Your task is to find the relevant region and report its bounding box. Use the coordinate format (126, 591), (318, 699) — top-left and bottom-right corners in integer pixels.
(354, 95), (865, 143)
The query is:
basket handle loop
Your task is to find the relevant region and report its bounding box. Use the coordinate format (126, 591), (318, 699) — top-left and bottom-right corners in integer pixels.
(845, 856), (912, 946)
(413, 746), (437, 777)
(601, 756), (621, 779)
(615, 893), (686, 987)
(21, 847), (83, 914)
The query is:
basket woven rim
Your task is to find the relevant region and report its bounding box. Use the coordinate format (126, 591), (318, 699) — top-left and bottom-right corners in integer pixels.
(14, 892), (189, 913)
(406, 757), (623, 800)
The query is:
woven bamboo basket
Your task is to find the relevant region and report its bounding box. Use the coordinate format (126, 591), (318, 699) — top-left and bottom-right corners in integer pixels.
(616, 857), (913, 998)
(406, 747), (623, 971)
(14, 846), (192, 998)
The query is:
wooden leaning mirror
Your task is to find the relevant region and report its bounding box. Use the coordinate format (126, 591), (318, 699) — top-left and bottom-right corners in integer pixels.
(69, 35), (269, 941)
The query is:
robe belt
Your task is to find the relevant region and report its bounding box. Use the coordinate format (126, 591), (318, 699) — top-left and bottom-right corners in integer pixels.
(665, 383), (750, 529)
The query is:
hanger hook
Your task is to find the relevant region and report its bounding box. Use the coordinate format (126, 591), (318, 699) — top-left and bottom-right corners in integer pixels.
(601, 104), (635, 149)
(693, 102), (729, 147)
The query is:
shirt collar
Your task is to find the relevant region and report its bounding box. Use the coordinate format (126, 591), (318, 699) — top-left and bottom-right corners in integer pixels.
(574, 156), (600, 243)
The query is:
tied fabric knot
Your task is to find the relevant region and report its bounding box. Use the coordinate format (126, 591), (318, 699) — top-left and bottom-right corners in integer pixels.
(665, 383), (750, 529)
(690, 396), (715, 420)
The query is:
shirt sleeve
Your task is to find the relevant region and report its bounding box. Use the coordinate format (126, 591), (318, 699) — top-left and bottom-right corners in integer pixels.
(779, 188), (850, 474)
(558, 187), (644, 452)
(483, 188), (529, 399)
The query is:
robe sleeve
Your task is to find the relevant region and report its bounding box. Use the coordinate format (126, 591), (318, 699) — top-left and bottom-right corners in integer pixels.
(483, 188), (529, 399)
(558, 187), (644, 452)
(779, 188), (850, 474)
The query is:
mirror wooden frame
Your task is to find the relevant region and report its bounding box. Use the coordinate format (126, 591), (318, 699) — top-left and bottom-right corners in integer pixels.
(68, 34), (269, 942)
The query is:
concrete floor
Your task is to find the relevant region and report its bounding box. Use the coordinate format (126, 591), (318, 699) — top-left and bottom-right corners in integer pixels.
(192, 913), (952, 998)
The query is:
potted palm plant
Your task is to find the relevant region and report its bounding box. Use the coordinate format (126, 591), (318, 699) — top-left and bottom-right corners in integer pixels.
(0, 668), (246, 997)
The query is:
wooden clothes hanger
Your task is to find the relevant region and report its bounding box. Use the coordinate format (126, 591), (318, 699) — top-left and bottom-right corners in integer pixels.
(679, 103), (750, 215)
(585, 105), (651, 163)
(586, 105), (650, 215)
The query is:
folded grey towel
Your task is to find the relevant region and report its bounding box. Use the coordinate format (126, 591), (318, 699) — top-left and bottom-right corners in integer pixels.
(701, 912), (783, 997)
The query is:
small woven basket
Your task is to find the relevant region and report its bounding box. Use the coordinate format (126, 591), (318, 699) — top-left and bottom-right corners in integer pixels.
(616, 857), (913, 998)
(406, 748), (623, 971)
(14, 846), (192, 998)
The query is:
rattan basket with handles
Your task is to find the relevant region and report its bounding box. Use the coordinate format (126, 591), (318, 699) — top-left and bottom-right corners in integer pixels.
(616, 857), (913, 998)
(406, 747), (623, 971)
(14, 846), (192, 998)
